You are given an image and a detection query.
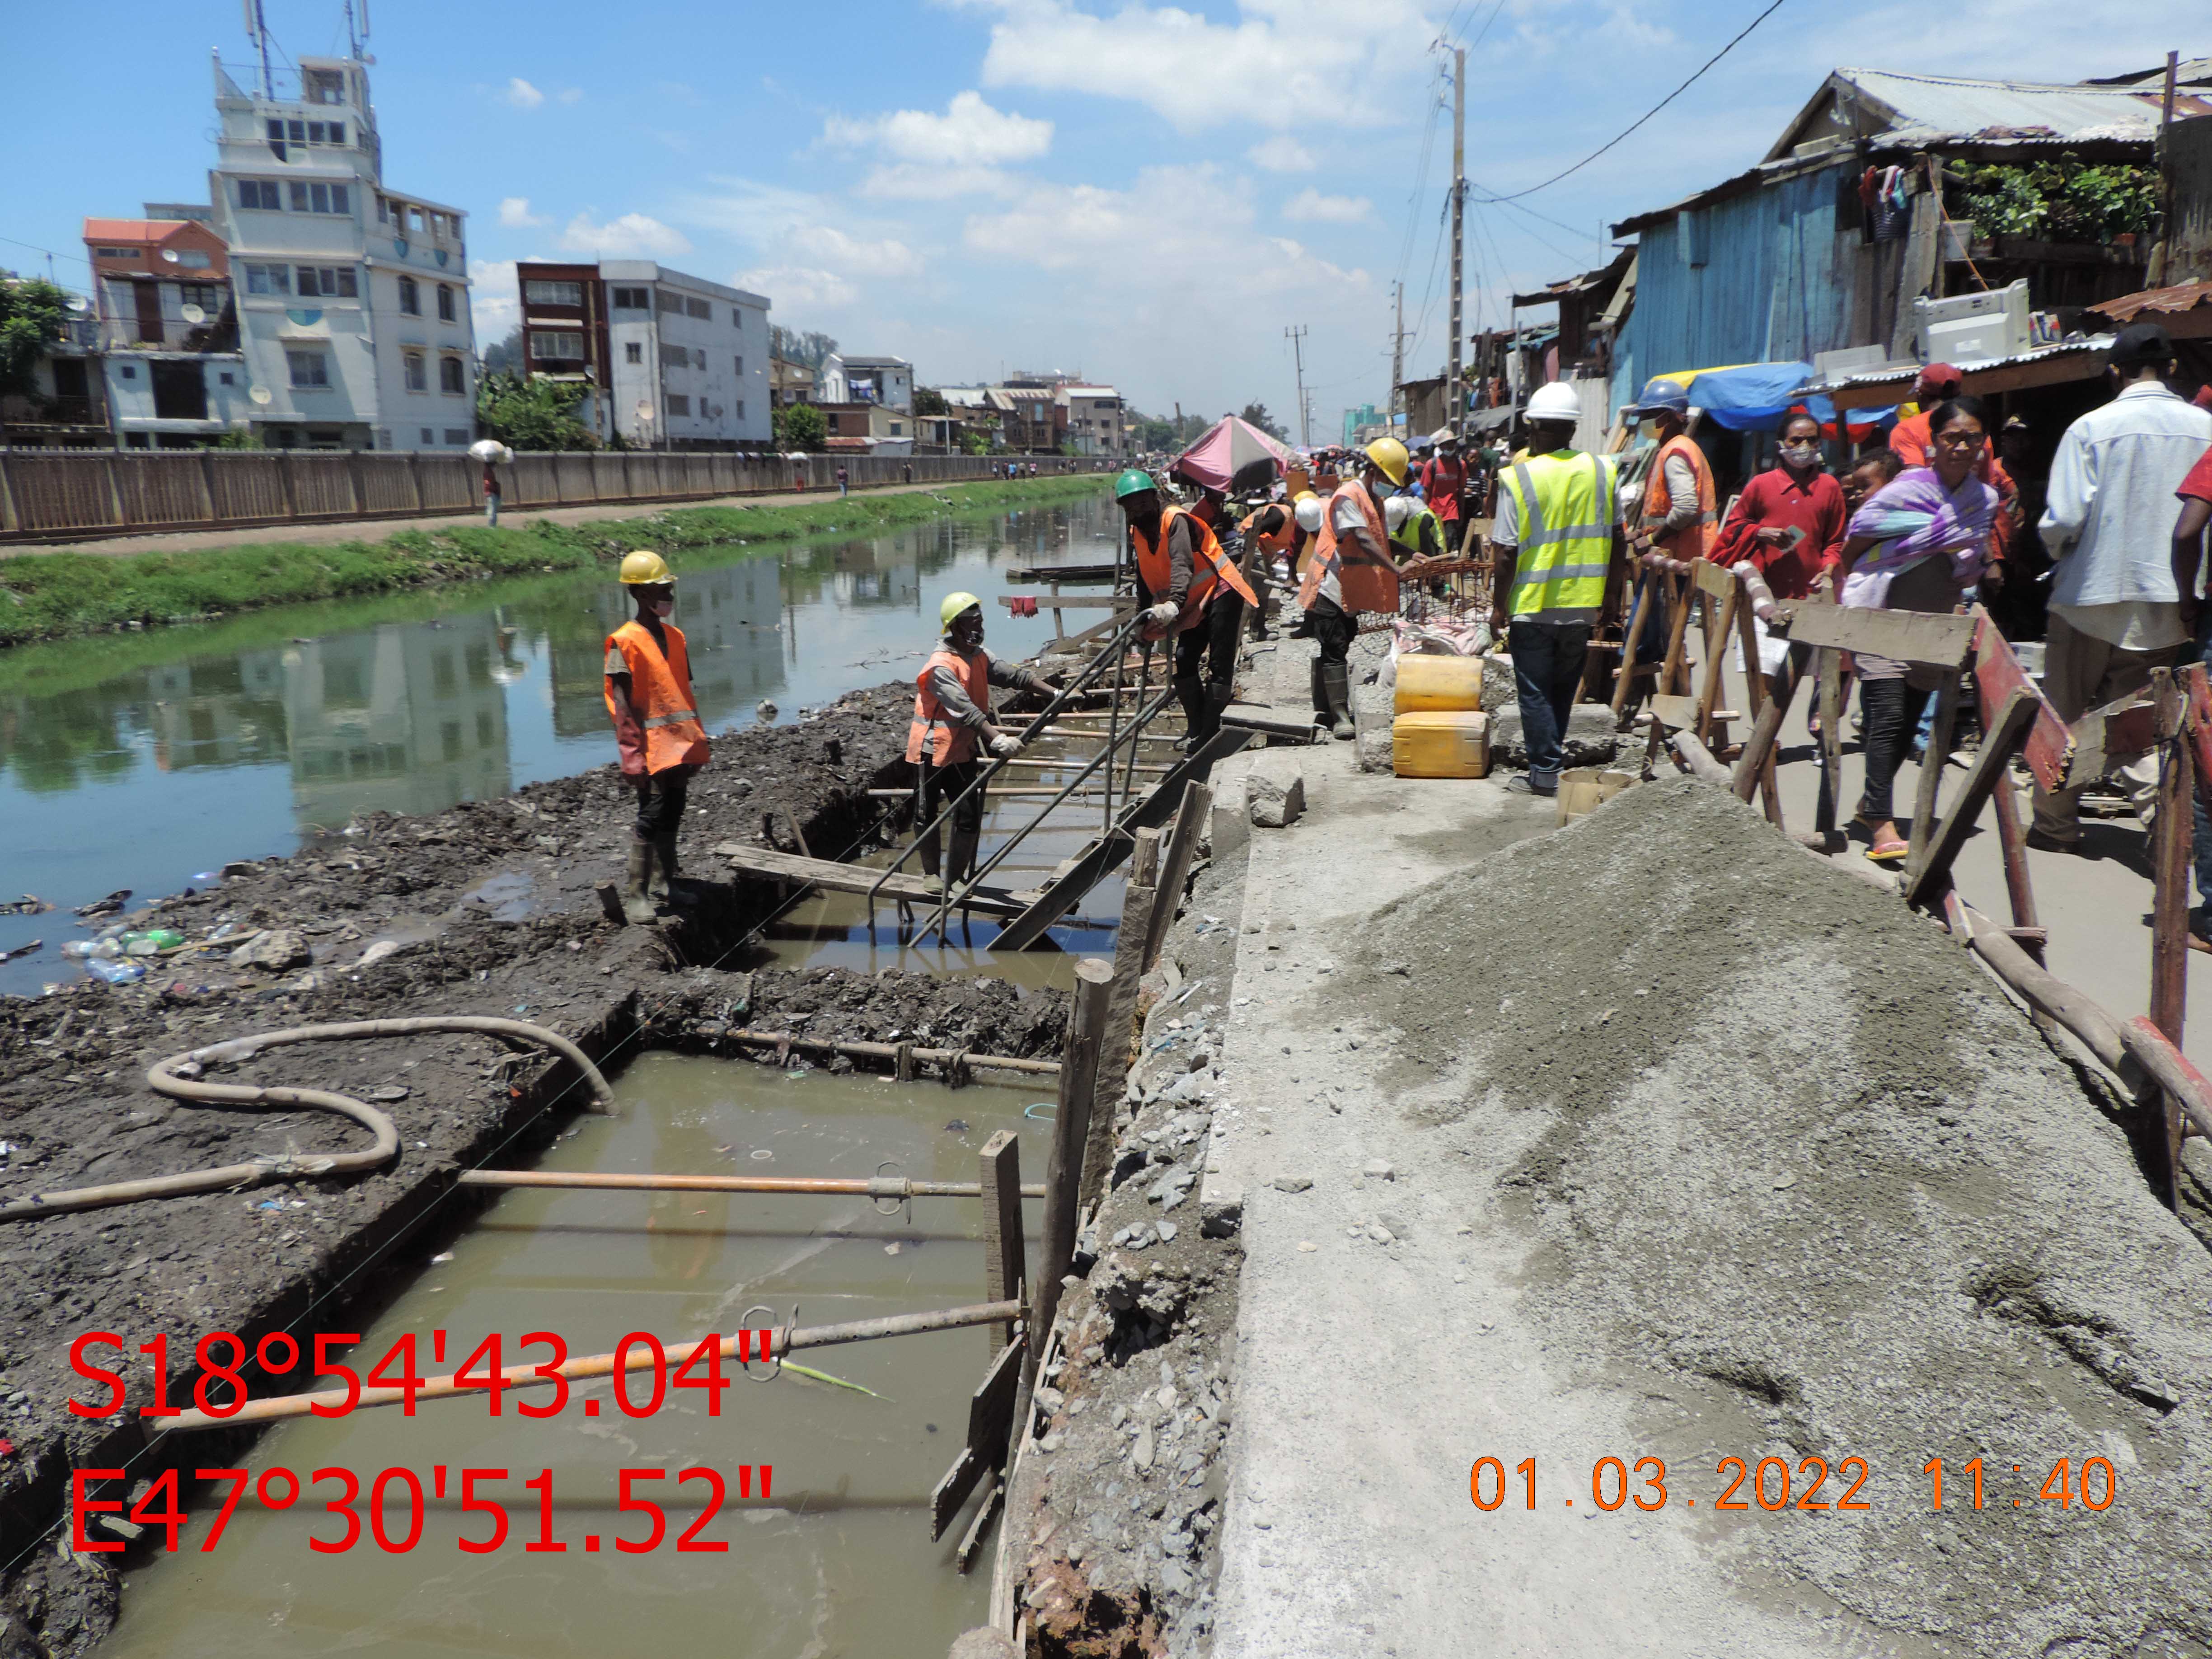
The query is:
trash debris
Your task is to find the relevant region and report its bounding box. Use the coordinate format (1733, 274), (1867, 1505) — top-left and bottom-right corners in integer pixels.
(0, 939), (42, 963)
(74, 890), (132, 918)
(0, 895), (53, 916)
(85, 958), (146, 985)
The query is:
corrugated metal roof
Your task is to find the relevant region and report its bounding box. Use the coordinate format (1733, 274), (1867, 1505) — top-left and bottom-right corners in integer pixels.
(1794, 335), (2117, 396)
(2090, 281), (2212, 323)
(1837, 66), (2211, 147)
(82, 218), (197, 244)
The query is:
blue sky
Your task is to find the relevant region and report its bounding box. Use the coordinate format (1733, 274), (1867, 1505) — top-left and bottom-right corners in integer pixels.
(2, 0), (2199, 438)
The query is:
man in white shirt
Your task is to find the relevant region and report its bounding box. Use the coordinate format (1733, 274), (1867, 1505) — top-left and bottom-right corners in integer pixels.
(2028, 323), (2212, 851)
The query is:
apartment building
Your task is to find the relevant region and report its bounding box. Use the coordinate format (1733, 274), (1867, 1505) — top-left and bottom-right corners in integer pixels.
(1060, 385), (1125, 457)
(75, 214), (254, 449)
(516, 261), (770, 450)
(820, 353), (912, 414)
(206, 50), (476, 450)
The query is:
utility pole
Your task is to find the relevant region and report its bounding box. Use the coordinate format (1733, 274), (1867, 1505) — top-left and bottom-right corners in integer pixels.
(1284, 324), (1310, 447)
(1447, 44), (1466, 446)
(1389, 281), (1406, 431)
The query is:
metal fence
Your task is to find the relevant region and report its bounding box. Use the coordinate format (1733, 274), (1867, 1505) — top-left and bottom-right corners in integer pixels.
(0, 450), (1109, 544)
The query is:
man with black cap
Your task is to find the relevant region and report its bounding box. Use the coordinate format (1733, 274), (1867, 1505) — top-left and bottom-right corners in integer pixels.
(2028, 321), (2212, 852)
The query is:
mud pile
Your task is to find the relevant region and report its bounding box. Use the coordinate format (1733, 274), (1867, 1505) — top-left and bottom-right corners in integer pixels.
(1346, 776), (2212, 1658)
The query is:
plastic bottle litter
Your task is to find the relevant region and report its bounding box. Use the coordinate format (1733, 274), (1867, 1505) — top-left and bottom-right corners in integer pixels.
(61, 940), (118, 960)
(85, 958), (147, 984)
(122, 929), (184, 956)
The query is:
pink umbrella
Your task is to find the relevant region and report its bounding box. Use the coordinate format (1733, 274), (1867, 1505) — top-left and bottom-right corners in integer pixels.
(1171, 416), (1293, 493)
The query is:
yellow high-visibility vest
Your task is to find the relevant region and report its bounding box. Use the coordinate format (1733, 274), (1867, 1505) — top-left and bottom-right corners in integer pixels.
(1497, 450), (1617, 620)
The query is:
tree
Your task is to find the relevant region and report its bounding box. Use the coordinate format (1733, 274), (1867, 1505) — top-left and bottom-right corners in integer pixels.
(479, 326), (525, 376)
(959, 428), (992, 456)
(775, 401), (828, 452)
(0, 273), (70, 400)
(476, 370), (596, 450)
(769, 326), (839, 372)
(914, 386), (949, 417)
(1238, 402), (1288, 442)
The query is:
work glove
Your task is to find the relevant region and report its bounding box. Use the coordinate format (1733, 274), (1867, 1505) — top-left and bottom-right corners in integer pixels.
(1144, 601), (1181, 629)
(988, 735), (1022, 759)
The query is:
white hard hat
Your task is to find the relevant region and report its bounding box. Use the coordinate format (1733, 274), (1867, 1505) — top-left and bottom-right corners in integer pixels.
(1526, 382), (1583, 424)
(1384, 495), (1413, 530)
(1293, 496), (1324, 534)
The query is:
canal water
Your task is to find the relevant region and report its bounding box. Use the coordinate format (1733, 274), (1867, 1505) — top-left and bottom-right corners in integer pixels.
(96, 1052), (1050, 1657)
(0, 492), (1124, 995)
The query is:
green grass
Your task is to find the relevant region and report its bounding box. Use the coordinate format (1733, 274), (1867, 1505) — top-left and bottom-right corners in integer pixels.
(0, 474), (1106, 649)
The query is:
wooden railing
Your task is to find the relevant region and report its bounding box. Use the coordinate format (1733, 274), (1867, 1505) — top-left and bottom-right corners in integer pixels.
(0, 451), (1110, 544)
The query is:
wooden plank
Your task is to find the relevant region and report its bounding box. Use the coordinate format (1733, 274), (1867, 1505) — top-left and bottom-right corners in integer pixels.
(1908, 673), (1963, 870)
(1972, 614), (2074, 792)
(1221, 703), (1321, 742)
(1081, 831), (1159, 1212)
(1657, 570), (1695, 696)
(1904, 688), (2038, 907)
(979, 1132), (1026, 1357)
(1028, 960), (1111, 1391)
(1610, 568), (1658, 723)
(1731, 641), (1804, 807)
(712, 843), (1034, 916)
(1771, 603), (1976, 669)
(1692, 583), (1738, 745)
(928, 1336), (1026, 1538)
(955, 1479), (1003, 1573)
(2151, 671), (2190, 1202)
(1142, 783), (1213, 974)
(1689, 558), (1734, 601)
(1815, 645), (1845, 839)
(1009, 563), (1119, 584)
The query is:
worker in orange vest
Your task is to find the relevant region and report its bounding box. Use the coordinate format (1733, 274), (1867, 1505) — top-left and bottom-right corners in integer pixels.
(604, 550), (710, 924)
(1296, 439), (1406, 738)
(1117, 471), (1261, 751)
(1236, 491), (1320, 641)
(1621, 378), (1717, 561)
(907, 593), (1058, 896)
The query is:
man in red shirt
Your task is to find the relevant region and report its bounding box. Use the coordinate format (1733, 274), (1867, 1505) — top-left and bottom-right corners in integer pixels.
(1709, 412), (1847, 599)
(1422, 431), (1472, 552)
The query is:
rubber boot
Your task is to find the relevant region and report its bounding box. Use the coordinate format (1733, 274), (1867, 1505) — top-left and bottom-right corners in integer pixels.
(1321, 663), (1357, 740)
(1172, 674), (1206, 753)
(651, 833), (680, 906)
(1309, 659), (1331, 724)
(1190, 681), (1232, 751)
(620, 839), (657, 925)
(917, 821), (944, 896)
(947, 823), (982, 896)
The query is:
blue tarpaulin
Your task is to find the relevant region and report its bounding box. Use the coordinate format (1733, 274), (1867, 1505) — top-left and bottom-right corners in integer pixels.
(1679, 361), (1898, 433)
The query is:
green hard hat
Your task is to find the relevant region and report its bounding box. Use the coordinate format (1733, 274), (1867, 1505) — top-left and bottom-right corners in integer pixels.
(1114, 469), (1157, 501)
(940, 590), (983, 630)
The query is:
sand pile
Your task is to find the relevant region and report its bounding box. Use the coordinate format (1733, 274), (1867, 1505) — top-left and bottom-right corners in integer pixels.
(1350, 776), (2212, 1657)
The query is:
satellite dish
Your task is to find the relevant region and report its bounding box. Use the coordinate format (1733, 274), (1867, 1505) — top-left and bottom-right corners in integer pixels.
(181, 304), (207, 325)
(249, 384), (273, 405)
(65, 296), (91, 315)
(635, 399), (655, 424)
(161, 248), (181, 264)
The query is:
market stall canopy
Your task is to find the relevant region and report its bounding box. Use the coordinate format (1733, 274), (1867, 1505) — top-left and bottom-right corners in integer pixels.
(1171, 415), (1293, 493)
(2089, 281), (2212, 338)
(1643, 361), (1894, 436)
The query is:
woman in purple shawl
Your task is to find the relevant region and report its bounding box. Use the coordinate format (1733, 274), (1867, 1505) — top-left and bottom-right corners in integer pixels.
(1834, 396), (2000, 862)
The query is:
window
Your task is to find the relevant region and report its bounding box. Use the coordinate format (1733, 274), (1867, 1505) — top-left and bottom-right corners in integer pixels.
(524, 280), (582, 306)
(180, 281), (225, 311)
(286, 181), (351, 215)
(376, 196), (393, 223)
(445, 428), (472, 445)
(421, 427), (435, 445)
(398, 276), (419, 315)
(659, 342), (690, 370)
(125, 431), (151, 449)
(295, 266), (358, 298)
(656, 290), (681, 314)
(624, 341), (643, 364)
(408, 206), (426, 233)
(242, 262), (292, 295)
(890, 422), (904, 436)
(530, 332), (585, 360)
(287, 349), (329, 388)
(665, 394), (690, 417)
(219, 371), (234, 385)
(735, 355), (744, 376)
(685, 297), (710, 320)
(437, 284), (455, 322)
(95, 246), (137, 258)
(735, 398), (745, 420)
(611, 286), (649, 309)
(403, 351), (427, 392)
(170, 249), (213, 270)
(304, 66), (347, 104)
(236, 179), (283, 210)
(119, 364), (138, 380)
(439, 356), (465, 394)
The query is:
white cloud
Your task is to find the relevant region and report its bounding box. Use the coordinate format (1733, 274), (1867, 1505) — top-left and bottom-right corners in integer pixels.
(1283, 187), (1370, 224)
(788, 225), (926, 279)
(469, 259), (521, 336)
(557, 87), (584, 105)
(497, 197), (548, 229)
(972, 0), (1432, 132)
(504, 77), (544, 110)
(557, 211), (692, 258)
(857, 163), (1018, 201)
(1247, 135), (1316, 173)
(825, 90), (1053, 166)
(736, 266), (857, 309)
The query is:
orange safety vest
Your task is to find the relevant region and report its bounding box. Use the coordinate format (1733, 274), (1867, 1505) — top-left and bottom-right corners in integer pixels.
(603, 619), (708, 776)
(907, 645), (991, 767)
(1643, 434), (1718, 560)
(1130, 505), (1259, 633)
(1238, 502), (1302, 559)
(1298, 481), (1399, 615)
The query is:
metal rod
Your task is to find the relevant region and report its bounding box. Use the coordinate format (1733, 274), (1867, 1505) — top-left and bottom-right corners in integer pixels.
(458, 1170), (1046, 1198)
(159, 1300), (1028, 1430)
(705, 1029), (1060, 1075)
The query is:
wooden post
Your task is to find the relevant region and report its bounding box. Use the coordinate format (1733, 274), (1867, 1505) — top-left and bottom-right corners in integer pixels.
(1658, 571), (1694, 696)
(2151, 669), (2190, 1202)
(1141, 782), (1212, 974)
(1081, 830), (1160, 1209)
(1731, 641), (1804, 806)
(1027, 957), (1111, 1392)
(979, 1131), (1026, 1357)
(1730, 580), (1783, 825)
(1904, 688), (2038, 909)
(1815, 646), (1845, 841)
(1692, 583), (1739, 745)
(1907, 671), (1964, 868)
(1609, 567), (1654, 725)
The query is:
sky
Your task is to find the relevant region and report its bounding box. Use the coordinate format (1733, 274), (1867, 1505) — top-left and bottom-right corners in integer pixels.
(2, 0), (2200, 440)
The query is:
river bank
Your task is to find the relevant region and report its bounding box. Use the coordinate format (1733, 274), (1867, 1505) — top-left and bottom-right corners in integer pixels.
(0, 474), (1105, 647)
(0, 682), (1073, 1655)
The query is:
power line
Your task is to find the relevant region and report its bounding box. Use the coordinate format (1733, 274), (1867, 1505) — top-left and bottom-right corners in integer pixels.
(1468, 0), (1792, 203)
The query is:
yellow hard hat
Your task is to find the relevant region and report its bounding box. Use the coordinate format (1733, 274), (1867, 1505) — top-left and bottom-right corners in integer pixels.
(619, 549), (673, 585)
(940, 590), (983, 630)
(1363, 437), (1410, 486)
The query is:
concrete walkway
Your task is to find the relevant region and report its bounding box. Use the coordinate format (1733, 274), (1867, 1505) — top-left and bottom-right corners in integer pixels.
(0, 477), (1055, 560)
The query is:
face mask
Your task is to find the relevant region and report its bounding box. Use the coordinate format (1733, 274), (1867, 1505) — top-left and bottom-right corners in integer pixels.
(1780, 442), (1818, 467)
(651, 597), (675, 619)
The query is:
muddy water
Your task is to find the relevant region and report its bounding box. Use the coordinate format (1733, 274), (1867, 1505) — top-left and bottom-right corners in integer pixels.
(98, 1051), (1051, 1657)
(0, 493), (1118, 994)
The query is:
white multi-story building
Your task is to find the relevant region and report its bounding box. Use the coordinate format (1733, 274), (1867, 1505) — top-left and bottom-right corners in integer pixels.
(820, 353), (913, 414)
(1060, 385), (1125, 456)
(517, 261), (770, 449)
(206, 51), (476, 450)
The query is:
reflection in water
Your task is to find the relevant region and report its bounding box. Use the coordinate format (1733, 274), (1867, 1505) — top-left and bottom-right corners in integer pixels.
(0, 496), (1115, 992)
